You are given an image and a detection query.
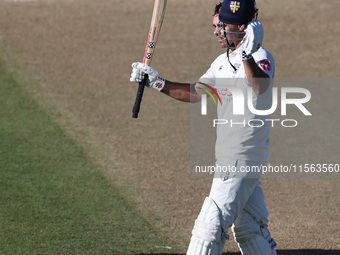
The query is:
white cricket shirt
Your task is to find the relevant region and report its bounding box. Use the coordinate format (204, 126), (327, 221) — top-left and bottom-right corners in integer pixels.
(200, 47), (275, 162)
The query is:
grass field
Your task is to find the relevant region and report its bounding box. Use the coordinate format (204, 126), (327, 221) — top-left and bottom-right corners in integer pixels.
(0, 64), (178, 254)
(0, 0), (339, 254)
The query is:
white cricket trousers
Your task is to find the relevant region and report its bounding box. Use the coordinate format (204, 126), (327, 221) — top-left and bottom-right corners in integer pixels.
(209, 158), (269, 231)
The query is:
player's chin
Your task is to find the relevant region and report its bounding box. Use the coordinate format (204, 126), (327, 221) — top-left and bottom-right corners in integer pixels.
(219, 42), (227, 48)
(217, 39), (227, 48)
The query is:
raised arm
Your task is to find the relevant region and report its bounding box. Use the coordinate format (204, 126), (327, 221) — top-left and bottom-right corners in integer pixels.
(130, 62), (204, 103)
(239, 20), (271, 95)
(243, 57), (270, 95)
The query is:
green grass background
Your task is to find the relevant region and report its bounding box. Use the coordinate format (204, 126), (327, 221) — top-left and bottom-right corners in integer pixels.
(0, 63), (175, 254)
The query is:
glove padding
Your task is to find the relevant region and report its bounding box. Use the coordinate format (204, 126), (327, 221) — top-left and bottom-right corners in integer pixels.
(240, 20), (264, 57)
(130, 62), (165, 91)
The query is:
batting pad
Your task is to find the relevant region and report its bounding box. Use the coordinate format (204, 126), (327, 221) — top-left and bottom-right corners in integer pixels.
(186, 197), (228, 255)
(238, 235), (277, 255)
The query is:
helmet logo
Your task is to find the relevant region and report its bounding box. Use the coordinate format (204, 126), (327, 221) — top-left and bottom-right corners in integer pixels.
(230, 1), (241, 13)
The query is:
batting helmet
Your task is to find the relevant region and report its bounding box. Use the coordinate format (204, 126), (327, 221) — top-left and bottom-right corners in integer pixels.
(219, 0), (258, 25)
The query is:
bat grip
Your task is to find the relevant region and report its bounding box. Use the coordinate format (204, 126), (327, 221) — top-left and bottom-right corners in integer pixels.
(132, 74), (148, 118)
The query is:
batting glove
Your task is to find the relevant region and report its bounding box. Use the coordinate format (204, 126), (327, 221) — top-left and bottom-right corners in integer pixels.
(130, 62), (166, 92)
(239, 20), (264, 60)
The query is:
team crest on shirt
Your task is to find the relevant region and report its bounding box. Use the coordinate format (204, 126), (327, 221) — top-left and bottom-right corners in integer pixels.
(220, 171), (230, 181)
(259, 59), (271, 72)
(233, 63), (241, 75)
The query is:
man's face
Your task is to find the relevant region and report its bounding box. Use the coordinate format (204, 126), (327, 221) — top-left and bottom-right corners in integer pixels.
(213, 14), (227, 48)
(223, 23), (245, 49)
(214, 15), (246, 49)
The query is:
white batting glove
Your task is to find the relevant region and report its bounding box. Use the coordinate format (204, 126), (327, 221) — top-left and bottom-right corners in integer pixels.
(239, 20), (264, 60)
(130, 62), (166, 91)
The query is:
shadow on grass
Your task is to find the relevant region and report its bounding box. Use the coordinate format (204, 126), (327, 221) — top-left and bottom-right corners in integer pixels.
(274, 251), (340, 255)
(138, 250), (340, 255)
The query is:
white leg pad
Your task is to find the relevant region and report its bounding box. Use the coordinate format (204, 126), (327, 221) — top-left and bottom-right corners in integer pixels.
(260, 227), (277, 254)
(186, 197), (228, 255)
(233, 211), (277, 255)
(238, 235), (276, 255)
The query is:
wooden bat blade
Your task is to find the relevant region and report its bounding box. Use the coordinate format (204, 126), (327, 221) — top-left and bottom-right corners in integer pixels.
(132, 0), (167, 118)
(143, 0), (167, 65)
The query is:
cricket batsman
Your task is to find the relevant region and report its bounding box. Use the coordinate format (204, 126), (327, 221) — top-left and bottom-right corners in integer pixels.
(130, 0), (277, 254)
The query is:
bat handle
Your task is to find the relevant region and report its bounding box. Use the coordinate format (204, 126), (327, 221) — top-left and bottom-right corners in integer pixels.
(132, 74), (148, 118)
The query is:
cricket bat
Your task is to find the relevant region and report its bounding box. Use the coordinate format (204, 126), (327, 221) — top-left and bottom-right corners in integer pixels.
(132, 0), (168, 118)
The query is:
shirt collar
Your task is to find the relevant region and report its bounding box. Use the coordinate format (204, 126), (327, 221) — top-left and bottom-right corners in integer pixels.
(229, 47), (240, 58)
